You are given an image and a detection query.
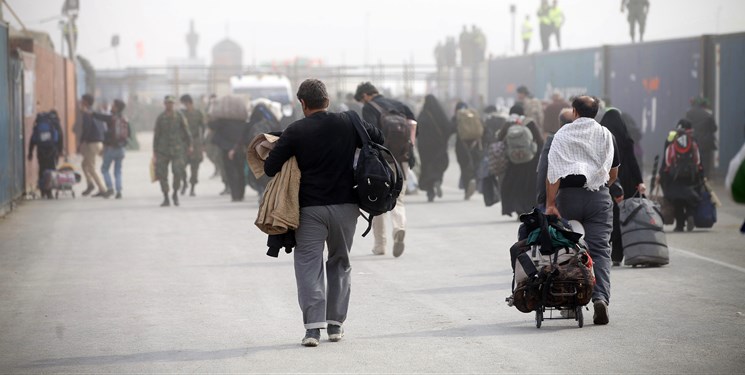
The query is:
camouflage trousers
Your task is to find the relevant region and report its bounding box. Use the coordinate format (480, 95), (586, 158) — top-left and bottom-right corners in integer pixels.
(155, 153), (186, 194)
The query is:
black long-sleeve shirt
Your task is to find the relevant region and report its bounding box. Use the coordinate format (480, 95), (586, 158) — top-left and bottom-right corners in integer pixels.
(264, 110), (384, 208)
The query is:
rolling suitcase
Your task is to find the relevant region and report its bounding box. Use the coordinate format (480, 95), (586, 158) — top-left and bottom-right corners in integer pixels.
(618, 196), (669, 267)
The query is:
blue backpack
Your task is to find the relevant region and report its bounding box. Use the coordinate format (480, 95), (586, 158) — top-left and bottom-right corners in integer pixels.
(32, 113), (60, 148)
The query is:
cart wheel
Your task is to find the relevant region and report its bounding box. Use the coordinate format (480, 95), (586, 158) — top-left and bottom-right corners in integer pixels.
(536, 310), (543, 329)
(576, 306), (584, 328)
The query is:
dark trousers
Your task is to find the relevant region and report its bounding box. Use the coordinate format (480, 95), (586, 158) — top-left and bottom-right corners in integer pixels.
(552, 27), (561, 49)
(673, 199), (697, 230)
(556, 187), (613, 304)
(37, 148), (58, 191)
(539, 24), (551, 51)
(222, 150), (245, 201)
(610, 201), (624, 263)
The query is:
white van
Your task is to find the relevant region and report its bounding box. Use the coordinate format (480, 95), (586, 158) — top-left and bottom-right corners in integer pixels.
(230, 74), (295, 120)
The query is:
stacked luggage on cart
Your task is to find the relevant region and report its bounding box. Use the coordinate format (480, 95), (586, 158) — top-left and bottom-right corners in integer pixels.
(506, 209), (595, 328)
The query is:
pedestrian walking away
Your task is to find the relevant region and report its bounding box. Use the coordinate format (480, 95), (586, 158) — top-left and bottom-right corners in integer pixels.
(600, 108), (645, 265)
(78, 94), (108, 197)
(356, 81), (416, 258)
(153, 95), (192, 207)
(546, 95), (619, 325)
(208, 96), (251, 202)
(498, 103), (543, 217)
(416, 94), (454, 203)
(659, 119), (704, 232)
(94, 99), (131, 199)
(685, 96), (718, 180)
(452, 101), (483, 202)
(28, 110), (64, 199)
(264, 79), (384, 347)
(180, 94), (206, 197)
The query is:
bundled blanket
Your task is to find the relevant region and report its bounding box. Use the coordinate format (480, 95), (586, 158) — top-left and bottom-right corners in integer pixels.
(247, 133), (301, 236)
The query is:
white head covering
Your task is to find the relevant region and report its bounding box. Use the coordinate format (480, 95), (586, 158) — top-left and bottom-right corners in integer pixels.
(547, 117), (615, 191)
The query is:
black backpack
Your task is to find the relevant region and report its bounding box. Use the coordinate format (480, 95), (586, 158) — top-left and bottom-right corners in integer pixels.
(368, 100), (412, 163)
(346, 111), (403, 237)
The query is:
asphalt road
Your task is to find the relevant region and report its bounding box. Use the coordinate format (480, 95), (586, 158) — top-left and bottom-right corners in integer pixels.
(0, 133), (743, 373)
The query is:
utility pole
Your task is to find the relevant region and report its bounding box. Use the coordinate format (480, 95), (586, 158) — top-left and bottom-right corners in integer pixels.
(510, 4), (516, 53)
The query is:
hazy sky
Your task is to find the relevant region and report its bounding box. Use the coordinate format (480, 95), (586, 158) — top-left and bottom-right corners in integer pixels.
(5, 0), (745, 69)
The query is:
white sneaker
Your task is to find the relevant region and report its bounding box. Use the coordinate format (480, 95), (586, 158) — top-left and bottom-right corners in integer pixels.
(372, 245), (385, 255)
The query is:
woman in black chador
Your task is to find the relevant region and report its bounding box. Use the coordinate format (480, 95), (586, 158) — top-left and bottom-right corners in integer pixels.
(600, 108), (645, 265)
(417, 95), (454, 202)
(497, 103), (544, 217)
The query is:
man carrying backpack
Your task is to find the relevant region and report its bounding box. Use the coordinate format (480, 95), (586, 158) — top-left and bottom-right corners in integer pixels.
(28, 110), (64, 198)
(355, 82), (416, 258)
(660, 119), (703, 232)
(94, 99), (130, 199)
(264, 79), (384, 347)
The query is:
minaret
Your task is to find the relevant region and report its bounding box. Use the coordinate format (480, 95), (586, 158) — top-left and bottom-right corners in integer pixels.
(186, 20), (198, 59)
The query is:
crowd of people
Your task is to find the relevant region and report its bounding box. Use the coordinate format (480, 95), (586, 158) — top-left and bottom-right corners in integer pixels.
(27, 77), (727, 347)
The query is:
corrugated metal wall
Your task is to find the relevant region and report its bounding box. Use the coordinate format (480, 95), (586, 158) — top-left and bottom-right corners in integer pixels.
(0, 23), (25, 215)
(488, 55), (535, 112)
(607, 37), (703, 168)
(711, 33), (745, 177)
(533, 47), (605, 100)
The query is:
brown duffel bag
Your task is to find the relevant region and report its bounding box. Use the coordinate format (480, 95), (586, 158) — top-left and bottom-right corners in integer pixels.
(512, 245), (595, 313)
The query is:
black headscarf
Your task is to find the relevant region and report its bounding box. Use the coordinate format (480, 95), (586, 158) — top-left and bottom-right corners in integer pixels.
(601, 108), (643, 198)
(420, 95), (451, 131)
(601, 108), (633, 145)
(509, 103), (525, 116)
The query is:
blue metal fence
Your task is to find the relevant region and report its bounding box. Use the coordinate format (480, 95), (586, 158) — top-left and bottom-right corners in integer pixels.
(0, 23), (25, 215)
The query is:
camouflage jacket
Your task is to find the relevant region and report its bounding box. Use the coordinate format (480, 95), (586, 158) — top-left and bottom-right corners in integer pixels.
(153, 111), (192, 156)
(181, 108), (206, 146)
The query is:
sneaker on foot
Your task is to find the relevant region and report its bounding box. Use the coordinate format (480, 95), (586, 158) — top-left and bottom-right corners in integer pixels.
(301, 329), (320, 347)
(372, 245), (385, 256)
(81, 185), (94, 196)
(686, 216), (695, 232)
(103, 189), (114, 199)
(91, 191), (106, 198)
(172, 192), (179, 207)
(593, 300), (609, 325)
(465, 179), (476, 200)
(160, 197), (170, 207)
(393, 230), (405, 258)
(327, 324), (344, 342)
(115, 191), (122, 199)
(435, 181), (443, 198)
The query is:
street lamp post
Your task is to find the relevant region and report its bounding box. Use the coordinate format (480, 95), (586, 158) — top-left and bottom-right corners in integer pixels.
(510, 4), (516, 53)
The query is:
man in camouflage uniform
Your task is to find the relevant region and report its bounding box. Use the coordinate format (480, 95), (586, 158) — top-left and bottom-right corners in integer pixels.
(179, 94), (205, 197)
(153, 95), (192, 207)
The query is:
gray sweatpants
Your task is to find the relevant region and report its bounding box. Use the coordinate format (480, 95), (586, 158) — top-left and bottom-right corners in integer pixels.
(294, 204), (359, 329)
(556, 186), (613, 304)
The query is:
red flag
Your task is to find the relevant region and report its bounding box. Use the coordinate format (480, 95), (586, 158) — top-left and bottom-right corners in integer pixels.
(136, 41), (144, 59)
